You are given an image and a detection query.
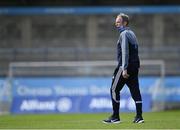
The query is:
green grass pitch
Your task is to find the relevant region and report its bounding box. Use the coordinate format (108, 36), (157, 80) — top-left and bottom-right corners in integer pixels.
(0, 110), (180, 129)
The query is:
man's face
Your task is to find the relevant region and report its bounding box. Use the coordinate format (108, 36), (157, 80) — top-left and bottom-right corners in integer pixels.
(115, 16), (123, 27)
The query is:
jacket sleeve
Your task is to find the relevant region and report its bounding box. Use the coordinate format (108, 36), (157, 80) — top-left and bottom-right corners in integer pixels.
(121, 32), (129, 70)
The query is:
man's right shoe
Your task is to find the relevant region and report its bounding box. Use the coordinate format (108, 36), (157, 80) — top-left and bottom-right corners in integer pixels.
(102, 115), (121, 124)
(133, 115), (144, 123)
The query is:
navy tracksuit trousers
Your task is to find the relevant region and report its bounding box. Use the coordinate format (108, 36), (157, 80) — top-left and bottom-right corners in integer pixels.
(110, 65), (142, 116)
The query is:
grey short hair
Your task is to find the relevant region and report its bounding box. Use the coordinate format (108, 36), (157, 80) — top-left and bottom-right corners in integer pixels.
(118, 13), (129, 26)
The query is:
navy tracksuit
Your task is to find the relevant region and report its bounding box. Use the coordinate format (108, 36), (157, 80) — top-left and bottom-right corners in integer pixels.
(111, 26), (142, 117)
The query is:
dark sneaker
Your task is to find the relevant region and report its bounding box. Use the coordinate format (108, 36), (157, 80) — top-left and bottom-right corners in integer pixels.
(133, 115), (144, 123)
(103, 115), (121, 124)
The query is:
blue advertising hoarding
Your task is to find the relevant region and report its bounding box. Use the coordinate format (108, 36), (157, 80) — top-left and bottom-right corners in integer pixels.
(10, 77), (152, 114)
(0, 6), (180, 15)
(0, 76), (178, 114)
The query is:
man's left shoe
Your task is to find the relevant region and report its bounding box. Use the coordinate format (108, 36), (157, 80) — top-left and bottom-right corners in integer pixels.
(133, 115), (144, 123)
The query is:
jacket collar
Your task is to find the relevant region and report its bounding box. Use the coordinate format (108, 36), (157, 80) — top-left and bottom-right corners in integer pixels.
(117, 26), (129, 33)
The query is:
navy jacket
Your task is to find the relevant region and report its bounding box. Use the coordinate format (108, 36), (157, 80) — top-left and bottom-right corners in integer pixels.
(117, 27), (140, 70)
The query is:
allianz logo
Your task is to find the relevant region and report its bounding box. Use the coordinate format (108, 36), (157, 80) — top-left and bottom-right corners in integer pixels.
(89, 97), (135, 110)
(20, 97), (72, 112)
(20, 100), (56, 111)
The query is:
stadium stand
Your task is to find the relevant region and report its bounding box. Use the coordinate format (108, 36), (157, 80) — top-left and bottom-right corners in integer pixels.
(0, 12), (179, 76)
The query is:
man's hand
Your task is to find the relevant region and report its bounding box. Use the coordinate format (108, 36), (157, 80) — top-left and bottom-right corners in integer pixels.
(122, 70), (129, 79)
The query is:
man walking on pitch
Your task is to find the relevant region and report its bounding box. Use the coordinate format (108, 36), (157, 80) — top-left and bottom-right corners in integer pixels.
(103, 13), (144, 124)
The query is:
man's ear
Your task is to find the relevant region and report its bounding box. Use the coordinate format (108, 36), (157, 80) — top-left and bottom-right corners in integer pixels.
(123, 21), (127, 26)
